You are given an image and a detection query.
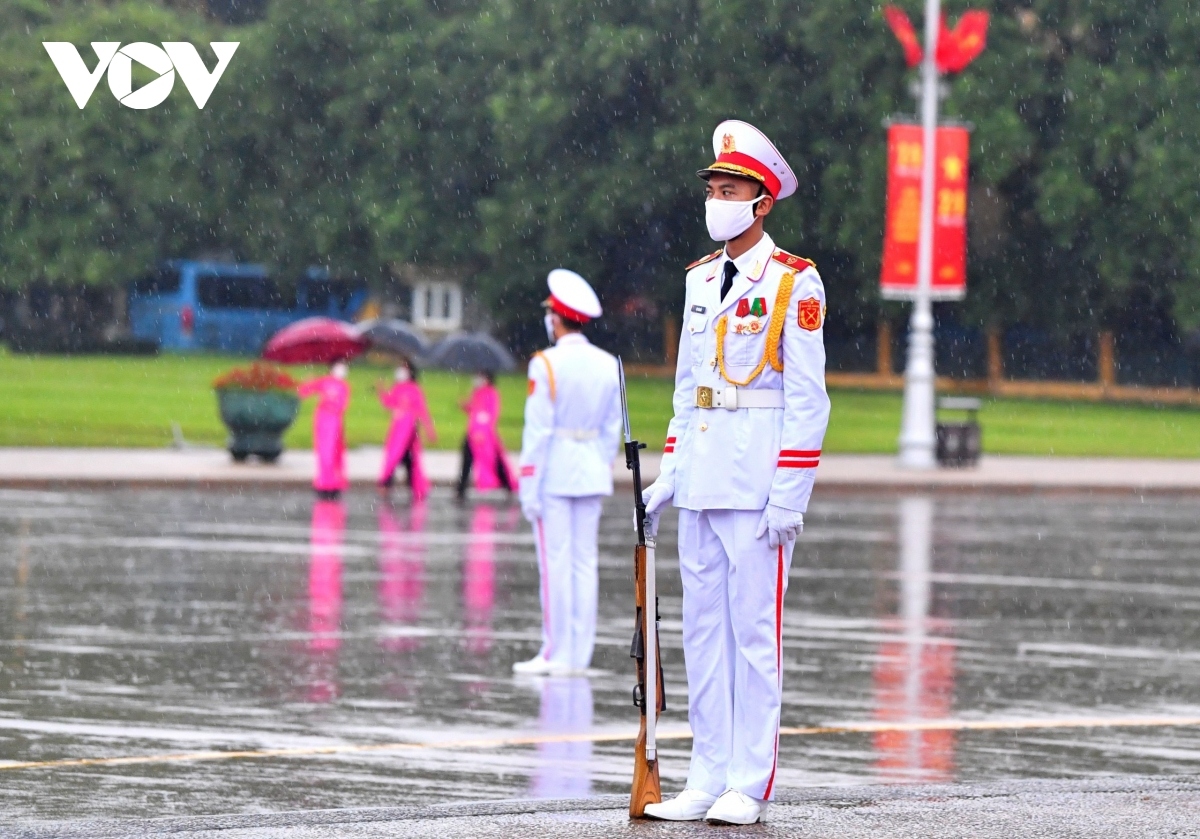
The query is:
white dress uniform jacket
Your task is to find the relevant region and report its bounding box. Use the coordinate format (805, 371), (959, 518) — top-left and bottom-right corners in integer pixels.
(518, 332), (622, 502)
(657, 232), (830, 513)
(518, 332), (622, 671)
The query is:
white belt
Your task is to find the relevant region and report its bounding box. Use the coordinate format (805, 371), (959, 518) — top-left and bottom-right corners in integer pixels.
(695, 385), (783, 410)
(555, 428), (599, 441)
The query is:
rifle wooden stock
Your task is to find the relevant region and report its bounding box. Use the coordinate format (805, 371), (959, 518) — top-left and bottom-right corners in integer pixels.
(630, 716), (661, 816)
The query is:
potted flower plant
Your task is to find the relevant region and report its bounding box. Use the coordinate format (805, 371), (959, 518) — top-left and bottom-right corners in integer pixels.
(213, 363), (300, 462)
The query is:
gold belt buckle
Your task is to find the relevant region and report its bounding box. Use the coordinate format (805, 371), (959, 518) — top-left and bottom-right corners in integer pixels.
(695, 386), (713, 408)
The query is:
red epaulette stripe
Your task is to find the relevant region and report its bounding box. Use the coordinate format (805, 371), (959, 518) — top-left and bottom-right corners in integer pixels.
(778, 459), (819, 469)
(520, 465), (536, 477)
(779, 449), (820, 457)
(770, 250), (815, 272)
(686, 250), (723, 271)
(664, 435), (677, 454)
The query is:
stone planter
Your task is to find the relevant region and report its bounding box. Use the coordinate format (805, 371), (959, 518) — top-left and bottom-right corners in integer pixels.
(215, 389), (300, 463)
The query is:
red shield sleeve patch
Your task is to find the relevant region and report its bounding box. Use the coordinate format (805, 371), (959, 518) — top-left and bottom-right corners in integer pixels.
(798, 297), (823, 331)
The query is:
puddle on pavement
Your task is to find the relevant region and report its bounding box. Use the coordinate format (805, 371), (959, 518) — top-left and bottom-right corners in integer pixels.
(2, 487), (1200, 821)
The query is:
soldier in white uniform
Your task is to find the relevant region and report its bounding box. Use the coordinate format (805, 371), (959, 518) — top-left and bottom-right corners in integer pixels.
(642, 120), (831, 825)
(513, 269), (622, 676)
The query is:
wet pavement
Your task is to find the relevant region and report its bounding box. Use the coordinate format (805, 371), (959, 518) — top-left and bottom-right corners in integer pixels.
(8, 447), (1200, 493)
(13, 778), (1200, 838)
(3, 488), (1200, 828)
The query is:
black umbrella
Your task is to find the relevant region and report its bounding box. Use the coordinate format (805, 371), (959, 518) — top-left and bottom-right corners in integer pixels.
(427, 332), (516, 373)
(356, 319), (429, 360)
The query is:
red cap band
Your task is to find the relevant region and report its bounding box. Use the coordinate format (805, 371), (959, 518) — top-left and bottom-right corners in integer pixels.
(707, 151), (782, 199)
(546, 295), (591, 324)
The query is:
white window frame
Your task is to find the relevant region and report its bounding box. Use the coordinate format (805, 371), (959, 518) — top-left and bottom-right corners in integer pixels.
(411, 280), (462, 331)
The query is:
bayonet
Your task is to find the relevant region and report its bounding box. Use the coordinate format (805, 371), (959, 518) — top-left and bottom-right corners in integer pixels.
(619, 358), (633, 443)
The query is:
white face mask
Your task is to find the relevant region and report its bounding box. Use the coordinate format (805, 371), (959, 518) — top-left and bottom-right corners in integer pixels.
(544, 313), (557, 345)
(394, 366), (411, 383)
(472, 375), (487, 389)
(331, 363), (349, 380)
(705, 195), (765, 242)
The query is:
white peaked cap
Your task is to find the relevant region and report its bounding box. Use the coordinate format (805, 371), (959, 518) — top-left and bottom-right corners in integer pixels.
(545, 268), (602, 323)
(697, 119), (798, 201)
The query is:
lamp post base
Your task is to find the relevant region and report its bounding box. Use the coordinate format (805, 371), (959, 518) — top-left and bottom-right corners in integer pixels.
(897, 301), (937, 471)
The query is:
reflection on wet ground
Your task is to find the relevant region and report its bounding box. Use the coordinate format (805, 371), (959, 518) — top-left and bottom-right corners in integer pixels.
(2, 488), (1200, 821)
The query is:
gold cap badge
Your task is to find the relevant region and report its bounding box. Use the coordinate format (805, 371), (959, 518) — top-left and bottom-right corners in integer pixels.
(721, 133), (736, 154)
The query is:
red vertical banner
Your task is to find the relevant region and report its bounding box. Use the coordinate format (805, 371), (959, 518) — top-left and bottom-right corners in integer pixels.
(881, 124), (924, 296)
(932, 125), (969, 296)
(881, 123), (969, 300)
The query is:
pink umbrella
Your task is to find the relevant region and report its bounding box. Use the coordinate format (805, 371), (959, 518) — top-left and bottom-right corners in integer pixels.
(263, 318), (367, 364)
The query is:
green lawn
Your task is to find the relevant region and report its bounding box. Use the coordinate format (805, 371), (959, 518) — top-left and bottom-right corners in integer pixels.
(825, 390), (1200, 458)
(0, 351), (672, 453)
(1, 351), (1199, 457)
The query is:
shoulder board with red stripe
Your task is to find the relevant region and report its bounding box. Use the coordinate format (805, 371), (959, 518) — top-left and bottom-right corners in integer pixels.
(686, 250), (723, 271)
(770, 250), (816, 272)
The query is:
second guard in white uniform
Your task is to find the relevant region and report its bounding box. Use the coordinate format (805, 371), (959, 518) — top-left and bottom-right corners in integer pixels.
(513, 269), (622, 676)
(642, 121), (831, 825)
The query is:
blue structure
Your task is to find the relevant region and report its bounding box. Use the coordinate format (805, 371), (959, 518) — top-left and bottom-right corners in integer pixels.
(129, 261), (367, 354)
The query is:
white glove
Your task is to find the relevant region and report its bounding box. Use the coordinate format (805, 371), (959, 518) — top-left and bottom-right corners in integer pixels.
(521, 498), (542, 523)
(755, 504), (804, 549)
(640, 482), (675, 538)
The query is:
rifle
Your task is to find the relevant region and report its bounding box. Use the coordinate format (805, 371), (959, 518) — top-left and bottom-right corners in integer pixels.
(618, 358), (666, 818)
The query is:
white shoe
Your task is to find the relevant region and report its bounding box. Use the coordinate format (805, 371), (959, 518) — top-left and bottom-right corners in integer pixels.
(705, 789), (769, 825)
(643, 788), (718, 821)
(511, 655), (571, 675)
(512, 655), (552, 674)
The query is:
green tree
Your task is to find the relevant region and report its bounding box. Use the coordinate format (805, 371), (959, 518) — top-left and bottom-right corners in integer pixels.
(8, 0), (1200, 360)
(184, 0), (495, 281)
(0, 0), (220, 287)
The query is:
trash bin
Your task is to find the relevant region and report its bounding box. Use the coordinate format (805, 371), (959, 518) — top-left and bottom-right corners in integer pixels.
(936, 396), (982, 467)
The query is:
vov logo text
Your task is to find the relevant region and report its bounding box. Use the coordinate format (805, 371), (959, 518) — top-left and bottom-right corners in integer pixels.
(43, 42), (239, 110)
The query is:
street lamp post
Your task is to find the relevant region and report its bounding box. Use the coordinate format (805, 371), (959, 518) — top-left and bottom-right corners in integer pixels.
(897, 0), (941, 469)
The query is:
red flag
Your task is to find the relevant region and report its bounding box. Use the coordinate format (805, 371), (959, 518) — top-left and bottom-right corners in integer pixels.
(885, 7), (990, 74)
(935, 14), (953, 70)
(937, 11), (990, 73)
(883, 6), (923, 68)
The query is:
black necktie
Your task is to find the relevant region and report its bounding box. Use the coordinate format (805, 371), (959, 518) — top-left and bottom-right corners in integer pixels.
(720, 261), (737, 302)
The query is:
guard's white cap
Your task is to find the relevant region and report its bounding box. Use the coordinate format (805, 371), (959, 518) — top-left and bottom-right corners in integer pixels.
(697, 119), (798, 201)
(545, 268), (602, 323)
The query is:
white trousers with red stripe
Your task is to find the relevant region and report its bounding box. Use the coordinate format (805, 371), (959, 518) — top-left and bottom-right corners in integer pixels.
(533, 495), (603, 670)
(677, 507), (794, 800)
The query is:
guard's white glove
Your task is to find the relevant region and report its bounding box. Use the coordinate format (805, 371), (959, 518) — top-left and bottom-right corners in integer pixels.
(756, 504), (804, 549)
(639, 482), (675, 538)
(521, 498), (542, 523)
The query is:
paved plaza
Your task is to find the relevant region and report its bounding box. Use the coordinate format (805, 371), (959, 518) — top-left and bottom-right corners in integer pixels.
(4, 484), (1200, 833)
(12, 778), (1200, 838)
(2, 447), (1200, 492)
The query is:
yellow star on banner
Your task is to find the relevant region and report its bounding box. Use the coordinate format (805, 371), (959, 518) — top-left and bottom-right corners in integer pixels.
(941, 155), (965, 181)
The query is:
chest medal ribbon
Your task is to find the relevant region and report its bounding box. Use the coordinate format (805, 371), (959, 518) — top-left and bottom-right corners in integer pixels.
(714, 271), (796, 387)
